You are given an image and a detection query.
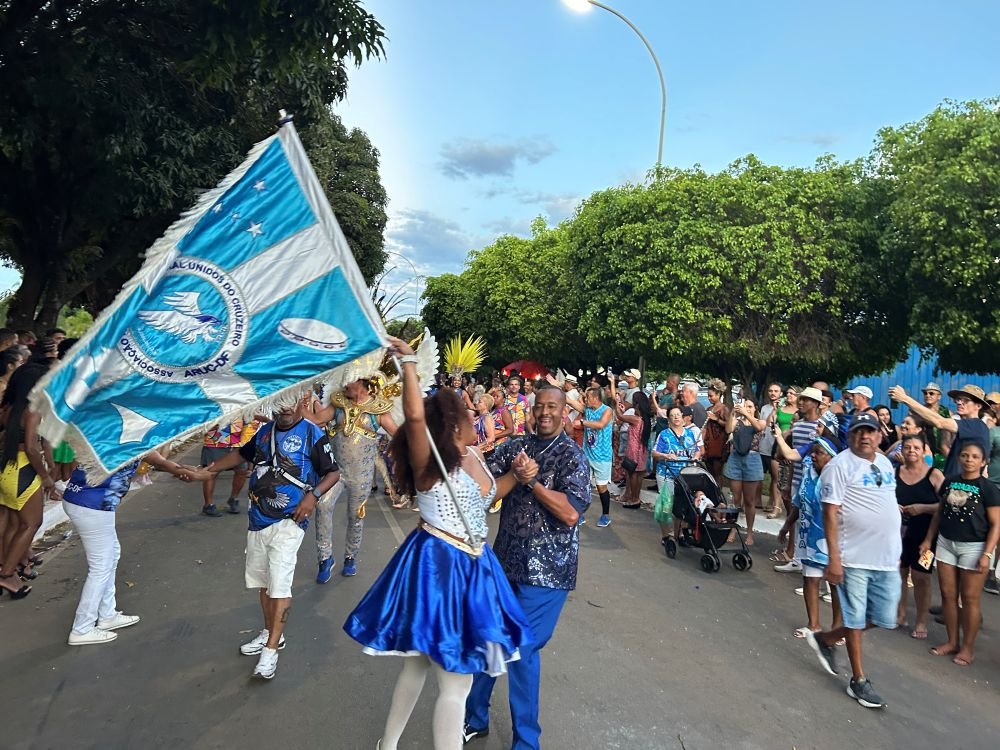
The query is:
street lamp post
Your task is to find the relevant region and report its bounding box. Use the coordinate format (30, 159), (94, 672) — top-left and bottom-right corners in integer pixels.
(562, 0), (666, 166)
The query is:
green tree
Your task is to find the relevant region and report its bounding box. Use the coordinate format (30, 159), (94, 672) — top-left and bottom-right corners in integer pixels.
(0, 0), (386, 330)
(421, 219), (597, 371)
(564, 156), (908, 394)
(877, 98), (1000, 373)
(302, 112), (389, 284)
(421, 273), (481, 349)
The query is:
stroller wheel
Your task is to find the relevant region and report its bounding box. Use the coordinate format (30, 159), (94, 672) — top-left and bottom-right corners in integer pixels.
(700, 554), (717, 573)
(664, 537), (677, 559)
(733, 552), (752, 571)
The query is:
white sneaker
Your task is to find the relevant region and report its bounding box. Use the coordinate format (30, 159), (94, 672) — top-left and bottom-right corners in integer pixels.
(240, 628), (286, 656)
(774, 560), (802, 573)
(68, 628), (118, 646)
(794, 586), (804, 596)
(97, 611), (140, 631)
(253, 647), (279, 679)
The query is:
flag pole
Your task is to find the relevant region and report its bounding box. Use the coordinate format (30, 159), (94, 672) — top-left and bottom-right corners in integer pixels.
(391, 355), (481, 549)
(276, 109), (479, 548)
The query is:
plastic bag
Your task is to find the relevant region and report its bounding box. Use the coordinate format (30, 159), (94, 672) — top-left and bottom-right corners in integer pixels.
(653, 480), (674, 524)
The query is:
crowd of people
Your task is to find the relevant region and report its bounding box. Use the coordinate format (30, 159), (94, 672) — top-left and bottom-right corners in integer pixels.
(429, 366), (1000, 711)
(7, 328), (1000, 744)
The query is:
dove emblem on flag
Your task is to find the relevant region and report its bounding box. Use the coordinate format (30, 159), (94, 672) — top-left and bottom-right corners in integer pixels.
(138, 292), (224, 344)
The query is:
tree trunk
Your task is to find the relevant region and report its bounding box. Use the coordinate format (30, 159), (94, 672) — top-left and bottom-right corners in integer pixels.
(5, 271), (44, 331)
(34, 283), (64, 333)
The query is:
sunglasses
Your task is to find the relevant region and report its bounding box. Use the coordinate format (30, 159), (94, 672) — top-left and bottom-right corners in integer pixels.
(869, 463), (883, 487)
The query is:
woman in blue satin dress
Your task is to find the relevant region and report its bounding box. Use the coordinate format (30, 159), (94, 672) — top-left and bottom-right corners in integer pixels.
(344, 337), (532, 750)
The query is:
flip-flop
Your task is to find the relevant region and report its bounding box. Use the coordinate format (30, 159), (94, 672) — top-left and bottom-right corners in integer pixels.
(911, 630), (928, 640)
(953, 655), (974, 667)
(793, 627), (817, 638)
(930, 646), (958, 657)
(835, 638), (846, 646)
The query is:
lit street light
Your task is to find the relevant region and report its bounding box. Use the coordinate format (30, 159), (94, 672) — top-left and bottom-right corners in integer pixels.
(562, 0), (667, 166)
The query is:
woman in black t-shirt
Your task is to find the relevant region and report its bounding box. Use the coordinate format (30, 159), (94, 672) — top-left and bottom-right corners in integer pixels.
(895, 435), (943, 639)
(921, 442), (1000, 666)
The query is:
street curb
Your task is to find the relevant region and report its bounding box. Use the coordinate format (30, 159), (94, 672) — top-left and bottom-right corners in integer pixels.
(34, 481), (150, 543)
(638, 486), (784, 537)
(35, 498), (69, 542)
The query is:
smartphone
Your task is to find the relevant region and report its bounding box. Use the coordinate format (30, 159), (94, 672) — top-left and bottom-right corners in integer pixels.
(918, 549), (935, 571)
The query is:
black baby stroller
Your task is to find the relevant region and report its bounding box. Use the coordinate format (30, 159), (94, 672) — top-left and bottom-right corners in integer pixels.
(663, 464), (753, 573)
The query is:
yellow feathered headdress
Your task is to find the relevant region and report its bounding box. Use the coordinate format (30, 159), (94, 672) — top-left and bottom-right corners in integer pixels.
(443, 335), (486, 376)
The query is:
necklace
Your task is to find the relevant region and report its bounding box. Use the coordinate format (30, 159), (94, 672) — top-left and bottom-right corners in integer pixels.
(531, 433), (563, 460)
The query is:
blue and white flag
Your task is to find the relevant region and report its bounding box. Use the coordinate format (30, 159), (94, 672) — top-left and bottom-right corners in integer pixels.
(32, 121), (387, 477)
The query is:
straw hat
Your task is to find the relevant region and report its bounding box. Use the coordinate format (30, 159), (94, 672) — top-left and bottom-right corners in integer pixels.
(947, 384), (989, 408)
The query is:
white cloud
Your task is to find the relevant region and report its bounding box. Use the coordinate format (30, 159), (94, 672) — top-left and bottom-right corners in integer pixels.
(439, 137), (557, 179)
(514, 191), (581, 222)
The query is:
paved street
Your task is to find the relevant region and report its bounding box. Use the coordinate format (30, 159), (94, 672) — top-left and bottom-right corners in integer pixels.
(3, 473), (1000, 750)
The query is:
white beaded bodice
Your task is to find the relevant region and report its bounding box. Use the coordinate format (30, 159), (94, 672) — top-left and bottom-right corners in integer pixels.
(418, 450), (494, 541)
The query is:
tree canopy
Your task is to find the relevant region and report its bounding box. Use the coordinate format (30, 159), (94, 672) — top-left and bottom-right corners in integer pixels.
(0, 0), (386, 329)
(567, 156), (908, 390)
(422, 99), (1000, 388)
(877, 98), (1000, 373)
(424, 157), (909, 389)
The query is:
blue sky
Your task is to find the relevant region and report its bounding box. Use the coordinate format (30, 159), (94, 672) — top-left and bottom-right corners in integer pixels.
(4, 0), (998, 312)
(330, 0), (999, 312)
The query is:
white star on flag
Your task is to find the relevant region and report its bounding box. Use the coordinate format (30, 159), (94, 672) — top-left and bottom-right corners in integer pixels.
(247, 222), (264, 238)
(230, 211), (241, 221)
(212, 203), (224, 214)
(253, 180), (267, 192)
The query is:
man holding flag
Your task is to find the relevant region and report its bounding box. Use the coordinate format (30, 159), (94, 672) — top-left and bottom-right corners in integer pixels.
(201, 392), (339, 679)
(28, 117), (388, 679)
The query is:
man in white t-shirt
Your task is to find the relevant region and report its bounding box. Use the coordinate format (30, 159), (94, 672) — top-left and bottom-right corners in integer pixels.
(804, 413), (900, 710)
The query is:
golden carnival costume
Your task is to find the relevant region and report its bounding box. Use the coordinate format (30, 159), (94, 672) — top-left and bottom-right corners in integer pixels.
(313, 333), (438, 578)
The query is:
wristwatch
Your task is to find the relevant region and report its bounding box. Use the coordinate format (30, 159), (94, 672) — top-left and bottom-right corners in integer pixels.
(303, 484), (315, 495)
(525, 477), (538, 492)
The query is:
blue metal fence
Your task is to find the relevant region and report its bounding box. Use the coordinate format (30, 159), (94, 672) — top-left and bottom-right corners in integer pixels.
(843, 345), (1000, 421)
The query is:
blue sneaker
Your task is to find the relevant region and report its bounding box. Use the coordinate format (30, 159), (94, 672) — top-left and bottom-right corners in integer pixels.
(597, 514), (612, 528)
(578, 515), (586, 526)
(342, 557), (357, 577)
(316, 557), (335, 584)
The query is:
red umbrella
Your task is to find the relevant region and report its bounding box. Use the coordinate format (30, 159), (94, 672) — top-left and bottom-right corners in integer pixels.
(502, 360), (551, 380)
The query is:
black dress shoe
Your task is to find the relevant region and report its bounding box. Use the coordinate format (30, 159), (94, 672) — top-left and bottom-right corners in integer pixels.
(463, 724), (489, 744)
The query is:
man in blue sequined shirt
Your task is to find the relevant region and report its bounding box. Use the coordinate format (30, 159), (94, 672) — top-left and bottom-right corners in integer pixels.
(465, 385), (590, 749)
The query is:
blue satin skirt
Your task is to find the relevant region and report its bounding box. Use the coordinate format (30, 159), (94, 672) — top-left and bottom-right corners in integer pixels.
(344, 528), (533, 675)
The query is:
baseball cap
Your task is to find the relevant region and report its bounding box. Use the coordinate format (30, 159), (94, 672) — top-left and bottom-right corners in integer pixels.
(846, 386), (873, 399)
(624, 368), (641, 380)
(848, 412), (879, 432)
(799, 386), (824, 403)
(923, 382), (942, 394)
(987, 391), (1000, 407)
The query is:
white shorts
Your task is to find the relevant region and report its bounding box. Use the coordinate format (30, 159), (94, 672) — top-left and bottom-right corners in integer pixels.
(802, 564), (824, 579)
(245, 519), (305, 598)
